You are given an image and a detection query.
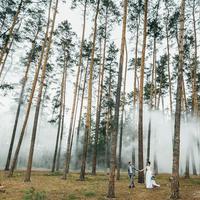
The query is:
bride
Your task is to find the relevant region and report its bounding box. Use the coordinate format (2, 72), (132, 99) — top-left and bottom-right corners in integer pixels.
(140, 161), (153, 188)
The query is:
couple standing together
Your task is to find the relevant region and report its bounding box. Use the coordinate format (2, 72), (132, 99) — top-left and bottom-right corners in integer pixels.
(128, 161), (160, 189)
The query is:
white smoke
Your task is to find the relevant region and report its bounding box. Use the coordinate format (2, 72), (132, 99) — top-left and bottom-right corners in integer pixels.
(121, 106), (200, 175)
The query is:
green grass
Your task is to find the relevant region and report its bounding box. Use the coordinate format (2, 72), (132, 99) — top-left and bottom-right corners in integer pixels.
(84, 191), (96, 197)
(1, 171), (199, 200)
(189, 178), (200, 185)
(45, 171), (63, 176)
(66, 193), (80, 200)
(23, 187), (46, 200)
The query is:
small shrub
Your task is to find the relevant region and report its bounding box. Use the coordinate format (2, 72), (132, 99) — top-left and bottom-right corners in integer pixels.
(34, 191), (46, 200)
(23, 187), (35, 200)
(23, 187), (46, 200)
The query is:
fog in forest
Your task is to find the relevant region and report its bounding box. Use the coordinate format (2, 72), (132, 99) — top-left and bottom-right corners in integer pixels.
(1, 100), (199, 175)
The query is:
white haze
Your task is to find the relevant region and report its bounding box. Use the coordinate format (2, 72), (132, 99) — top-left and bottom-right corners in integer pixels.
(1, 97), (200, 175)
(121, 106), (200, 175)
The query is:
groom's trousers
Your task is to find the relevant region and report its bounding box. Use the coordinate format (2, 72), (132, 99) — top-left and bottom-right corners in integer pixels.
(128, 173), (135, 187)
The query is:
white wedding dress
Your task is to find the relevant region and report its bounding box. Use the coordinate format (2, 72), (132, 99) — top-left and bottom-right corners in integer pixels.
(145, 166), (153, 188)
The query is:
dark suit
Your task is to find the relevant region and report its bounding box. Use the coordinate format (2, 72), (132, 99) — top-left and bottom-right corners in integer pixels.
(128, 164), (137, 188)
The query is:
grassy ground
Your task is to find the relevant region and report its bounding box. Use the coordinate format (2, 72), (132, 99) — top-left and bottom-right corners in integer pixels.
(0, 171), (200, 200)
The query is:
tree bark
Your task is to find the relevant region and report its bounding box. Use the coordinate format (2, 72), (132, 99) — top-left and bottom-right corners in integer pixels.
(146, 120), (151, 164)
(157, 75), (163, 109)
(150, 0), (160, 109)
(24, 0), (58, 182)
(67, 63), (84, 173)
(165, 2), (173, 114)
(132, 146), (135, 166)
(133, 14), (140, 107)
(138, 0), (148, 184)
(107, 0), (128, 197)
(191, 149), (197, 175)
(191, 0), (198, 116)
(75, 60), (89, 169)
(79, 0), (100, 181)
(182, 77), (187, 111)
(105, 109), (110, 174)
(63, 0), (87, 180)
(4, 27), (39, 171)
(56, 65), (67, 171)
(185, 150), (190, 179)
(116, 38), (128, 180)
(71, 67), (83, 141)
(92, 40), (102, 175)
(104, 64), (112, 174)
(150, 37), (156, 109)
(170, 0), (185, 198)
(92, 10), (108, 175)
(0, 21), (22, 77)
(52, 67), (65, 172)
(154, 153), (158, 175)
(67, 69), (84, 173)
(8, 1), (52, 177)
(0, 0), (24, 74)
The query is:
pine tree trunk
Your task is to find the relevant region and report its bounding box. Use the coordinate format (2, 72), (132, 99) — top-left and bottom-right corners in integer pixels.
(116, 111), (124, 180)
(192, 0), (198, 115)
(0, 0), (24, 73)
(0, 21), (19, 77)
(38, 78), (49, 126)
(56, 65), (67, 171)
(138, 0), (148, 184)
(132, 147), (135, 165)
(92, 40), (102, 175)
(75, 60), (89, 169)
(191, 149), (197, 175)
(105, 110), (110, 174)
(132, 112), (137, 168)
(170, 0), (185, 198)
(79, 0), (100, 181)
(157, 76), (163, 109)
(153, 24), (159, 108)
(52, 67), (65, 172)
(4, 27), (39, 171)
(154, 153), (158, 175)
(24, 0), (58, 182)
(8, 6), (51, 176)
(107, 0), (128, 197)
(150, 37), (156, 109)
(63, 0), (87, 180)
(92, 10), (108, 175)
(162, 96), (165, 111)
(185, 151), (190, 179)
(117, 38), (128, 180)
(71, 67), (84, 144)
(165, 3), (173, 114)
(133, 14), (140, 107)
(182, 78), (187, 111)
(105, 65), (112, 174)
(150, 0), (160, 109)
(67, 64), (84, 173)
(146, 120), (151, 164)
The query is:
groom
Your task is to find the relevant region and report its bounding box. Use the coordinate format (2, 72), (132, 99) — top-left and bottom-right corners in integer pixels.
(128, 161), (139, 188)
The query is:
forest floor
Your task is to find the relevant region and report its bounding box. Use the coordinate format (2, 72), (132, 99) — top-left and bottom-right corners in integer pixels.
(0, 171), (200, 200)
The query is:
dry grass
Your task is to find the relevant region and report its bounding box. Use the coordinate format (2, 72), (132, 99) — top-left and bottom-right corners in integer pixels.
(0, 171), (200, 200)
